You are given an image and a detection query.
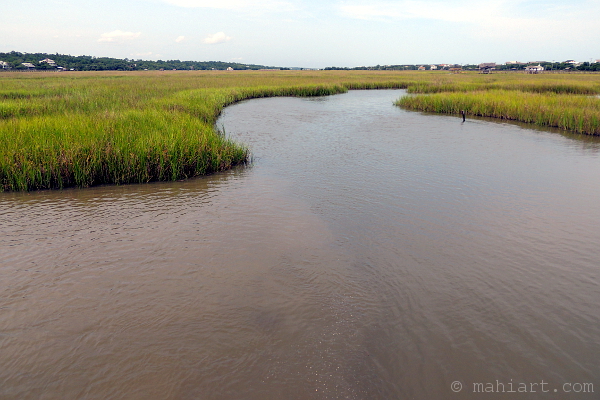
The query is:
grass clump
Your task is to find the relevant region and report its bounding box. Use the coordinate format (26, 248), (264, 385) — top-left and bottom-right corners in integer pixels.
(0, 110), (247, 191)
(398, 73), (600, 135)
(397, 90), (600, 135)
(0, 70), (419, 191)
(3, 70), (600, 191)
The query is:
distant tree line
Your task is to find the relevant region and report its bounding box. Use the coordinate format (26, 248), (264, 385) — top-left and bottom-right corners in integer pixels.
(324, 64), (479, 71)
(494, 62), (600, 71)
(3, 51), (598, 73)
(324, 65), (428, 71)
(325, 62), (600, 71)
(0, 51), (283, 71)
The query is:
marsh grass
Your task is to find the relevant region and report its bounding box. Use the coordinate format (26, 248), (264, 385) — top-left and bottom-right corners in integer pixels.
(0, 70), (422, 191)
(398, 90), (600, 135)
(397, 72), (600, 135)
(3, 70), (600, 191)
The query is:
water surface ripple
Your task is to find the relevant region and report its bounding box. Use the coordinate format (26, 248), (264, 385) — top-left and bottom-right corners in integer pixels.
(1, 90), (599, 399)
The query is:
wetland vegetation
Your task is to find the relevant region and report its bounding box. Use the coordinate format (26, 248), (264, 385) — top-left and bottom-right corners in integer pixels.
(1, 70), (599, 191)
(398, 74), (600, 135)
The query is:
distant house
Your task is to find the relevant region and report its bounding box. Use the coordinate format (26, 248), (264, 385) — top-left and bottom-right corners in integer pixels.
(479, 62), (496, 73)
(39, 58), (56, 65)
(0, 60), (11, 69)
(226, 67), (234, 71)
(525, 64), (544, 74)
(417, 65), (426, 71)
(21, 62), (35, 69)
(430, 65), (438, 70)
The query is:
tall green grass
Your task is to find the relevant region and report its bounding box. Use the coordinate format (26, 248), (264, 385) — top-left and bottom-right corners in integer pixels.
(3, 70), (600, 191)
(0, 110), (249, 191)
(402, 73), (600, 94)
(0, 70), (420, 191)
(397, 72), (600, 135)
(397, 90), (600, 135)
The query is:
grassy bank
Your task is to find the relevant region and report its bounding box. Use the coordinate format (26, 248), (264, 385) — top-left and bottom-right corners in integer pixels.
(0, 70), (422, 191)
(397, 90), (600, 135)
(396, 73), (600, 135)
(3, 70), (600, 191)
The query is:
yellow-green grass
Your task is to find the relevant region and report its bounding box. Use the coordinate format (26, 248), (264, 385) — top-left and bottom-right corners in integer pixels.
(397, 90), (600, 135)
(2, 70), (600, 191)
(0, 70), (423, 191)
(395, 72), (600, 135)
(405, 74), (600, 95)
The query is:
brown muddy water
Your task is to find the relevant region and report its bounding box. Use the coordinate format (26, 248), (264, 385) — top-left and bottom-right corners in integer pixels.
(1, 90), (599, 399)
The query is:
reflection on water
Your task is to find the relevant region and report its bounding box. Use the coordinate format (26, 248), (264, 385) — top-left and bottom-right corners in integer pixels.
(1, 90), (599, 399)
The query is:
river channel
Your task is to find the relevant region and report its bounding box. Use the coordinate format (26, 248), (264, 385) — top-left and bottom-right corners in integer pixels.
(1, 89), (599, 399)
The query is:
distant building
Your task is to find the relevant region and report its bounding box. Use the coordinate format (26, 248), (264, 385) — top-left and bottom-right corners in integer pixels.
(430, 65), (438, 70)
(417, 65), (426, 71)
(525, 64), (544, 73)
(21, 62), (35, 69)
(226, 67), (234, 71)
(39, 58), (56, 65)
(479, 62), (496, 73)
(0, 60), (11, 69)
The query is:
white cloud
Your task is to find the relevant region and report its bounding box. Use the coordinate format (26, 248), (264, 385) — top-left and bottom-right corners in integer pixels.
(175, 35), (185, 43)
(158, 0), (295, 12)
(132, 52), (154, 57)
(339, 0), (507, 23)
(204, 32), (231, 44)
(338, 0), (600, 41)
(98, 30), (141, 43)
(130, 52), (163, 60)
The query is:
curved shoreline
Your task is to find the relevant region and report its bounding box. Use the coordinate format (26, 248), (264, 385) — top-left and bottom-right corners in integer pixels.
(2, 71), (600, 191)
(397, 90), (600, 136)
(0, 79), (412, 192)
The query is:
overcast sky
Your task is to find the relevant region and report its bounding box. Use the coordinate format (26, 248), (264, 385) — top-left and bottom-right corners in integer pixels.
(2, 0), (599, 68)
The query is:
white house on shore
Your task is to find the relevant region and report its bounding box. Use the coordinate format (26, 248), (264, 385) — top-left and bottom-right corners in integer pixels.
(0, 60), (11, 69)
(525, 64), (544, 73)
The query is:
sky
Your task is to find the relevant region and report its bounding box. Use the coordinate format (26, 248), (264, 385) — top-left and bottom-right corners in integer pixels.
(1, 0), (599, 68)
